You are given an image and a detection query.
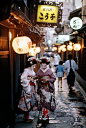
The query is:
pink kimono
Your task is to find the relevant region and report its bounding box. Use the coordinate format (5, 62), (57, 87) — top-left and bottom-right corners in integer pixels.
(36, 67), (56, 118)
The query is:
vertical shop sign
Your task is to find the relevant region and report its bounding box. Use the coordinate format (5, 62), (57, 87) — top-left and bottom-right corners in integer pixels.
(37, 5), (58, 23)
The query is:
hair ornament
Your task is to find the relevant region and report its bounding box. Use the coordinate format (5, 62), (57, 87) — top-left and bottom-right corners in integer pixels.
(40, 56), (50, 63)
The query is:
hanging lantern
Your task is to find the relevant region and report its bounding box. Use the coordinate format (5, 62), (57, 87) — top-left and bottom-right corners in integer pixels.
(52, 47), (57, 51)
(12, 36), (32, 54)
(61, 45), (66, 52)
(62, 47), (66, 52)
(35, 46), (40, 53)
(67, 45), (73, 51)
(61, 45), (66, 48)
(73, 44), (81, 51)
(69, 41), (72, 46)
(58, 46), (61, 53)
(29, 47), (36, 56)
(44, 47), (48, 51)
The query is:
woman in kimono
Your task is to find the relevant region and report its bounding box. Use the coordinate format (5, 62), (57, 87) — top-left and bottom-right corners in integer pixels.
(36, 56), (56, 127)
(18, 56), (37, 122)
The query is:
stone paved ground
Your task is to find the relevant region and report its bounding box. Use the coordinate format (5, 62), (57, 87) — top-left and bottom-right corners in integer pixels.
(15, 68), (86, 128)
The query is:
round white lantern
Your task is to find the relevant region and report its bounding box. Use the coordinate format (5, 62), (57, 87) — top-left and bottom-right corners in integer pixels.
(29, 47), (36, 56)
(12, 36), (32, 54)
(35, 46), (40, 53)
(60, 45), (66, 52)
(52, 47), (57, 51)
(67, 45), (73, 51)
(73, 44), (81, 51)
(44, 47), (48, 50)
(62, 47), (66, 52)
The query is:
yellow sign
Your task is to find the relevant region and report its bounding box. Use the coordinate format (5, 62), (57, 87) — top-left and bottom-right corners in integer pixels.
(37, 5), (58, 23)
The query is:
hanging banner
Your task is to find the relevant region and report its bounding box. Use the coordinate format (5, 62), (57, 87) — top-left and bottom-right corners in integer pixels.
(37, 5), (58, 23)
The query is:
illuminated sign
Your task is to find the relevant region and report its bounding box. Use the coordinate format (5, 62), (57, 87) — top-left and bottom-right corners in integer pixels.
(37, 5), (58, 23)
(70, 17), (83, 30)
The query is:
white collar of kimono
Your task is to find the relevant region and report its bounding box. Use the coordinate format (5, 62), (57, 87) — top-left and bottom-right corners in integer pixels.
(40, 67), (49, 73)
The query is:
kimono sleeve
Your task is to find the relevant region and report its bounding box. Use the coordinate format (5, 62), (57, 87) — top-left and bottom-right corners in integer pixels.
(48, 70), (56, 92)
(36, 69), (41, 79)
(21, 69), (31, 93)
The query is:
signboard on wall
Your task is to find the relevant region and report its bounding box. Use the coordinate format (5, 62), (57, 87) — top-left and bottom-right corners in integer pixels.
(54, 35), (70, 45)
(37, 5), (58, 23)
(70, 17), (83, 30)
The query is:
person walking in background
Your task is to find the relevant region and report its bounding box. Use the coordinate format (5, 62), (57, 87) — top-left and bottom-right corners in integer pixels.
(36, 56), (56, 127)
(64, 54), (78, 92)
(18, 57), (37, 122)
(54, 51), (61, 67)
(55, 60), (64, 88)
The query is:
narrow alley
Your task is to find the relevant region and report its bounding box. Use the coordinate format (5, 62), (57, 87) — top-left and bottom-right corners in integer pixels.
(0, 1), (86, 128)
(15, 68), (86, 128)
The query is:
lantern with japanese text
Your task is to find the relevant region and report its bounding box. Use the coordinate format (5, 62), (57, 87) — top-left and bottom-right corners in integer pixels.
(12, 36), (32, 54)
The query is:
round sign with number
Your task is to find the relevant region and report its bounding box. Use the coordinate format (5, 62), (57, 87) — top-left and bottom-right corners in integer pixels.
(70, 17), (83, 30)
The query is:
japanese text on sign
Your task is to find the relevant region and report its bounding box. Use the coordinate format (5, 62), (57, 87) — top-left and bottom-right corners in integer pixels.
(37, 5), (58, 23)
(70, 17), (83, 30)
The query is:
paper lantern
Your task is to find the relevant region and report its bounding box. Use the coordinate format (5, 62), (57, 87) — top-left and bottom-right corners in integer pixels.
(35, 46), (40, 53)
(62, 47), (66, 52)
(44, 47), (48, 50)
(58, 47), (61, 53)
(12, 36), (32, 54)
(69, 41), (72, 46)
(73, 44), (81, 51)
(67, 45), (73, 51)
(60, 45), (66, 52)
(29, 47), (36, 56)
(52, 47), (57, 51)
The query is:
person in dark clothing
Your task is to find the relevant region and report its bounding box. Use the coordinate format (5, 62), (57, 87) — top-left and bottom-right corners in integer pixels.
(64, 54), (78, 91)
